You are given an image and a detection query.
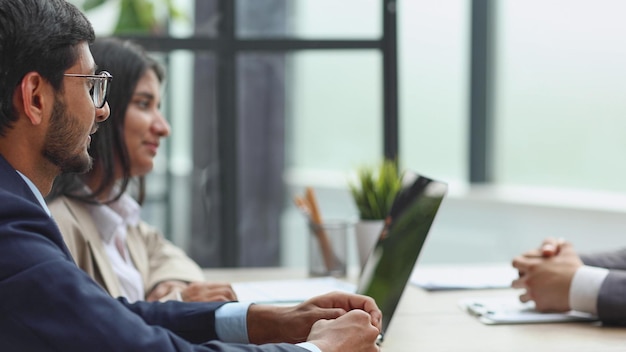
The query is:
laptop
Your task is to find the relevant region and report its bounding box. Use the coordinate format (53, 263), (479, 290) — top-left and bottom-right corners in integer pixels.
(233, 171), (448, 340)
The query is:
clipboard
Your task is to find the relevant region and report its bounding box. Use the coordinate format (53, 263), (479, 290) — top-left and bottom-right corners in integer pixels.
(458, 296), (597, 325)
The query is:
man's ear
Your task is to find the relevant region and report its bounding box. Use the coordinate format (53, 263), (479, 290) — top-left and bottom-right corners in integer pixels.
(17, 72), (52, 126)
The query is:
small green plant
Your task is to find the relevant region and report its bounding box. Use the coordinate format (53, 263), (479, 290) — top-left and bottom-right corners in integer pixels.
(349, 159), (403, 220)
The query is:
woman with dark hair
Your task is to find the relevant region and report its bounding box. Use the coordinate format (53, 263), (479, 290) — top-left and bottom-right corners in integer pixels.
(47, 37), (237, 303)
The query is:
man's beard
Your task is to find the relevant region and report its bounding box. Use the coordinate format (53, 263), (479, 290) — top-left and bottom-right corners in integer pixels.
(42, 98), (93, 174)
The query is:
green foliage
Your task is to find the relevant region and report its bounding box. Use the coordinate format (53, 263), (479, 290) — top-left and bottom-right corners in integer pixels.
(349, 159), (403, 220)
(77, 0), (186, 34)
(116, 0), (156, 34)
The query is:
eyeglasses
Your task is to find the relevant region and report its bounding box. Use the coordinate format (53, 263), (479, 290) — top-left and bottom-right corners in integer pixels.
(63, 71), (112, 108)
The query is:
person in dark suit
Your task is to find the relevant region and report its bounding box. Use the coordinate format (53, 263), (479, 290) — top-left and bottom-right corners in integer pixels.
(513, 237), (626, 325)
(0, 1), (382, 351)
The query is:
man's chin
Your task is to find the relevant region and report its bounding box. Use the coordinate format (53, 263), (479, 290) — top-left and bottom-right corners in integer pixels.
(52, 155), (93, 174)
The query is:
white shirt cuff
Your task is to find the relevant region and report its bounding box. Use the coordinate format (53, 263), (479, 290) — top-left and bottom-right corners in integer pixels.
(569, 265), (609, 314)
(215, 302), (252, 343)
(296, 342), (322, 352)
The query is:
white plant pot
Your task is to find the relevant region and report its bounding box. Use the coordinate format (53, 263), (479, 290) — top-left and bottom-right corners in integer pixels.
(354, 219), (385, 269)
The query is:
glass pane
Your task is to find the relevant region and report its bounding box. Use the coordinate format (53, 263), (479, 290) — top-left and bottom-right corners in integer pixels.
(494, 0), (626, 192)
(287, 51), (383, 172)
(237, 0), (382, 39)
(280, 51), (383, 267)
(398, 0), (469, 184)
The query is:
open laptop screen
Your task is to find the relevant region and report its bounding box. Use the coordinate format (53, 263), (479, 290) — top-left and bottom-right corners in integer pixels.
(357, 173), (448, 334)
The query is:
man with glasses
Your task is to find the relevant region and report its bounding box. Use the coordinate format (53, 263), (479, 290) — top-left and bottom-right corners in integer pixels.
(0, 1), (382, 351)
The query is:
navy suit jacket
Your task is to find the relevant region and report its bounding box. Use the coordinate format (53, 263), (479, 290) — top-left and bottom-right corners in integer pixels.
(0, 155), (302, 351)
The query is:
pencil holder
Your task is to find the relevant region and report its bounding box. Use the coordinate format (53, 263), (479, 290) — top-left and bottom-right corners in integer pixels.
(308, 220), (348, 278)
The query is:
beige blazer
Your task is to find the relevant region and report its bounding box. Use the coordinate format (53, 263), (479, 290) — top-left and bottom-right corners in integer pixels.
(48, 196), (205, 299)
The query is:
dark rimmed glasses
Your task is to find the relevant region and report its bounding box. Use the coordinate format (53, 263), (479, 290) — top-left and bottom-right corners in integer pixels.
(63, 71), (112, 108)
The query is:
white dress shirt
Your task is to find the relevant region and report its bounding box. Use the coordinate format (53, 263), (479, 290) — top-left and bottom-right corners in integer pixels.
(569, 265), (609, 314)
(17, 171), (50, 216)
(87, 192), (145, 302)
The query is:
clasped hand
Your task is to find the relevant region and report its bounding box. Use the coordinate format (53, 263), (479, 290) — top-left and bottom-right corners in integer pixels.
(247, 291), (382, 352)
(511, 237), (583, 312)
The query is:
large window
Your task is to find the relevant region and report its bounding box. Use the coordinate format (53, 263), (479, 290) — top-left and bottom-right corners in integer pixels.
(72, 0), (626, 268)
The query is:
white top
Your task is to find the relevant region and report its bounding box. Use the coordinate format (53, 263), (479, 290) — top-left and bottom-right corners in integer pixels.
(87, 192), (144, 302)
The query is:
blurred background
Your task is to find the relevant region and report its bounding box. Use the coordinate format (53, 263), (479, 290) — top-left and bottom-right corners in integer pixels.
(69, 0), (626, 269)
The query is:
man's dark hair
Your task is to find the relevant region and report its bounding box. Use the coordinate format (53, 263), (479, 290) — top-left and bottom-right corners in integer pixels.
(47, 38), (165, 205)
(0, 0), (95, 136)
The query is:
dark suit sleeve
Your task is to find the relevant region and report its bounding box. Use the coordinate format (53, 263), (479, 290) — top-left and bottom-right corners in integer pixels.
(580, 250), (626, 325)
(0, 190), (306, 352)
(593, 270), (626, 325)
(581, 249), (626, 270)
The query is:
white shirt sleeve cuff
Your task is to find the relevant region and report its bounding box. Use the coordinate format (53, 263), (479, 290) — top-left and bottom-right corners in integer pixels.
(569, 265), (609, 315)
(296, 342), (322, 352)
(215, 302), (252, 343)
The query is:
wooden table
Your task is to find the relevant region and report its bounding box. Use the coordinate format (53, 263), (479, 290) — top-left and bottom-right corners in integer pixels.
(204, 267), (625, 352)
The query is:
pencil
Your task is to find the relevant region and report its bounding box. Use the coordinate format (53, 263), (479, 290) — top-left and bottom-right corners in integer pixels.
(304, 187), (337, 272)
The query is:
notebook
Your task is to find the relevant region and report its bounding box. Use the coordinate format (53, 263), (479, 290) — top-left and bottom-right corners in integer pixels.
(233, 171), (448, 340)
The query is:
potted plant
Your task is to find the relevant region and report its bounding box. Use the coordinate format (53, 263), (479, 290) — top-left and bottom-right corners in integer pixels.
(348, 159), (403, 268)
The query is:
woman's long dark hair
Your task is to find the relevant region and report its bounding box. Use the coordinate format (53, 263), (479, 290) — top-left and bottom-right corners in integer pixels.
(47, 37), (164, 204)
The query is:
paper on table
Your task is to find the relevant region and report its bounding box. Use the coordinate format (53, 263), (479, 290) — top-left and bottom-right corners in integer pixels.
(458, 296), (597, 325)
(233, 277), (356, 304)
(410, 263), (519, 291)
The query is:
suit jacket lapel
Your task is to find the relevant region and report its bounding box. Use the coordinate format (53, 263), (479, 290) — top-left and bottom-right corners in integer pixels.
(63, 198), (123, 298)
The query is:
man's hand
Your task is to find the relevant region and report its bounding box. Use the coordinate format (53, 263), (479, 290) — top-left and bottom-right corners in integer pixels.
(307, 310), (380, 352)
(146, 280), (237, 302)
(511, 240), (583, 312)
(246, 291), (382, 345)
